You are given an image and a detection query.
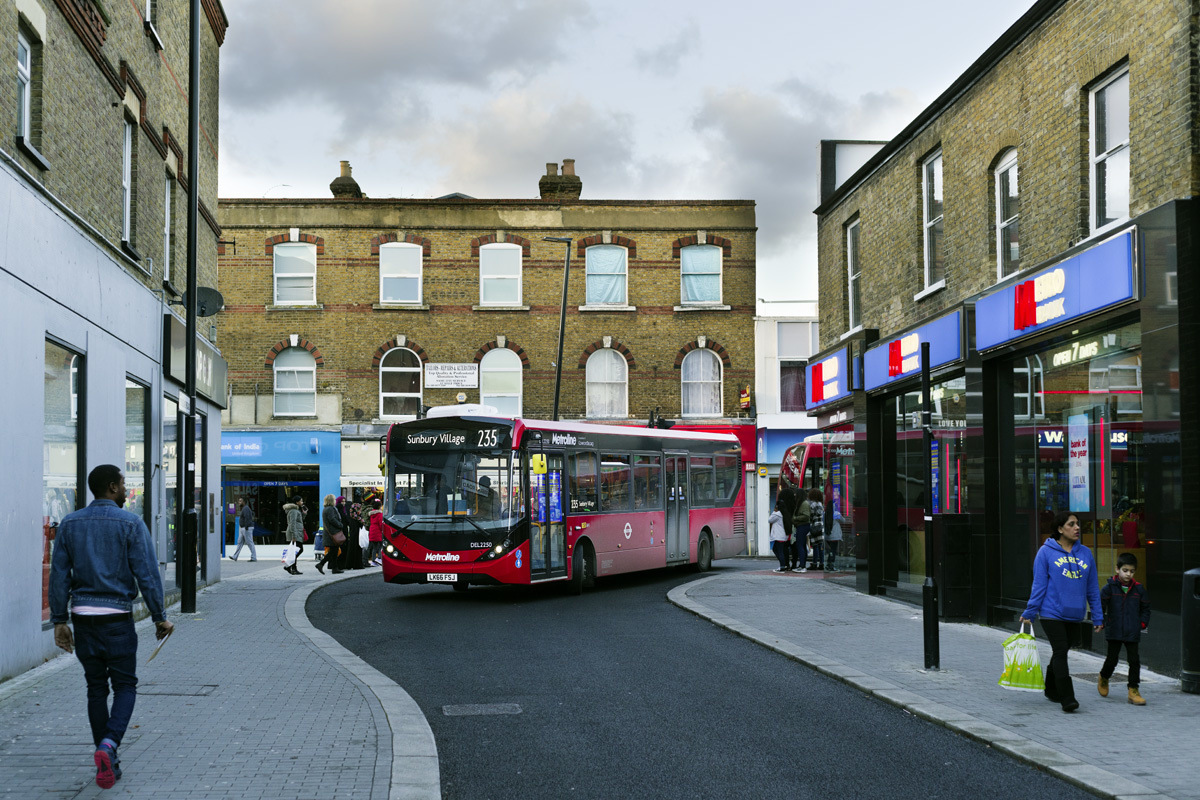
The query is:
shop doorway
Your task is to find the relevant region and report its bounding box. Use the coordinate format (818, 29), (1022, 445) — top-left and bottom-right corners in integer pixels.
(222, 466), (320, 547)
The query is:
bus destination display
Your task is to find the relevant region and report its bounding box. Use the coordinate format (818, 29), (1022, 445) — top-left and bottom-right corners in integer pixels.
(400, 426), (510, 450)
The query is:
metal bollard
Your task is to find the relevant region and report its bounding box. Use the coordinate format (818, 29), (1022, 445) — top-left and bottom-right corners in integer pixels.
(1183, 567), (1200, 694)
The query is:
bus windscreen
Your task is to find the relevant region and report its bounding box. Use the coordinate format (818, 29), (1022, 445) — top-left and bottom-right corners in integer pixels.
(387, 450), (519, 530)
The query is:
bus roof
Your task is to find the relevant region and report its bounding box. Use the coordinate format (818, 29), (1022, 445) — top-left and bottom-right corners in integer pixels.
(513, 418), (740, 445)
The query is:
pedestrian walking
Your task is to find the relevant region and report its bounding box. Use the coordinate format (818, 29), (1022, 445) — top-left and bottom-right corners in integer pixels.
(1019, 511), (1104, 713)
(283, 497), (305, 575)
(806, 489), (825, 570)
(777, 484), (800, 569)
(768, 500), (790, 572)
(336, 496), (362, 571)
(49, 464), (174, 789)
(367, 499), (383, 566)
(825, 502), (844, 571)
(790, 487), (810, 571)
(316, 494), (345, 575)
(230, 497), (257, 562)
(1098, 552), (1151, 705)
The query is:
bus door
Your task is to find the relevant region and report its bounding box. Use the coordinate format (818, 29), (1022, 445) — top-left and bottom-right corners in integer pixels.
(530, 452), (567, 581)
(665, 452), (689, 563)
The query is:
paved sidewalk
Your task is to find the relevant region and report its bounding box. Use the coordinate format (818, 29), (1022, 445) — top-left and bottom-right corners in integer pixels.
(670, 565), (1200, 800)
(0, 559), (438, 799)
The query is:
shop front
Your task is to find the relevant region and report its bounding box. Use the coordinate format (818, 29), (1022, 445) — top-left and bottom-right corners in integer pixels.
(862, 309), (975, 616)
(802, 344), (867, 584)
(220, 431), (341, 549)
(977, 216), (1189, 675)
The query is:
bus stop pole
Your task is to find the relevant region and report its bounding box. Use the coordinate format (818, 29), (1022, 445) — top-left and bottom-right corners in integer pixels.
(921, 342), (940, 669)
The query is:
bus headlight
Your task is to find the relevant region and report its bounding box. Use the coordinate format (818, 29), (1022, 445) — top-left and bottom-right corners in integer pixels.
(493, 544), (504, 555)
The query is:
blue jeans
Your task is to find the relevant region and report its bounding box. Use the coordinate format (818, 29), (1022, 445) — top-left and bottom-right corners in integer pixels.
(72, 615), (139, 748)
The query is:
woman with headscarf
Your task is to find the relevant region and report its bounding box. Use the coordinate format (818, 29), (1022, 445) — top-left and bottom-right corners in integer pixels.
(336, 495), (363, 571)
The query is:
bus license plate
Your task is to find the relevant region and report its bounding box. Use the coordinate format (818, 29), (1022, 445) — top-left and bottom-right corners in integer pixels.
(428, 573), (457, 583)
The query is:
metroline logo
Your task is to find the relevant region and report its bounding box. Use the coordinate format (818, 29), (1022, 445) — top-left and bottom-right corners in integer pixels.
(425, 553), (460, 562)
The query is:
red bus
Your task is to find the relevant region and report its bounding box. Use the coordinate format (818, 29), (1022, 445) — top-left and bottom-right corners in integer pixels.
(380, 408), (745, 592)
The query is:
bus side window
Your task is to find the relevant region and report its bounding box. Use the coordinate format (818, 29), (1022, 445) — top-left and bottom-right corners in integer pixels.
(568, 451), (598, 513)
(716, 454), (740, 503)
(690, 456), (714, 506)
(634, 454), (661, 509)
(600, 453), (631, 511)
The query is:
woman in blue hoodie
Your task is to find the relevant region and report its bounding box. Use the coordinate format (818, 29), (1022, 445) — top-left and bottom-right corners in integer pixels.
(1019, 511), (1104, 712)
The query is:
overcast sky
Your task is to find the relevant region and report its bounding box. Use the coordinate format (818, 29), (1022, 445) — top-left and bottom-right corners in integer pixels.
(217, 0), (1035, 311)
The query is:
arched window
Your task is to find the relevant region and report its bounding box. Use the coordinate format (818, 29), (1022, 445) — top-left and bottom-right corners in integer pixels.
(585, 245), (627, 305)
(480, 348), (522, 417)
(586, 349), (627, 419)
(681, 349), (722, 417)
(380, 347), (422, 419)
(274, 347), (316, 416)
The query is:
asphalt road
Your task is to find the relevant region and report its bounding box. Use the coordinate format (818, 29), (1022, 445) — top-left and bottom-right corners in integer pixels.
(308, 562), (1096, 800)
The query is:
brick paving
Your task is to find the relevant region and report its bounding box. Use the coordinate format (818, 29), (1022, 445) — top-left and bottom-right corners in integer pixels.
(0, 559), (437, 799)
(671, 566), (1200, 800)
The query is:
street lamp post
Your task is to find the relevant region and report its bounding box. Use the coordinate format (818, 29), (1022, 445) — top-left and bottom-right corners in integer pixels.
(180, 0), (202, 613)
(545, 237), (572, 421)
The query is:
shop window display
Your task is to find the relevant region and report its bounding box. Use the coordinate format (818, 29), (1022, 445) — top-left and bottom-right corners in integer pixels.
(1003, 322), (1147, 604)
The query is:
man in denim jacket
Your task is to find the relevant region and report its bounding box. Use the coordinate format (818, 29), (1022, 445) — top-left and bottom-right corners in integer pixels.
(50, 464), (173, 789)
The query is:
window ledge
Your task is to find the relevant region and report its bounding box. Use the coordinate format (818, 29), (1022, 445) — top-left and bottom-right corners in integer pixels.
(913, 281), (946, 302)
(839, 325), (864, 341)
(144, 20), (164, 51)
(121, 240), (142, 262)
(472, 304), (531, 312)
(16, 136), (50, 172)
(674, 304), (730, 312)
(578, 304), (637, 312)
(266, 303), (324, 311)
(163, 279), (181, 297)
(272, 413), (318, 419)
(373, 302), (430, 311)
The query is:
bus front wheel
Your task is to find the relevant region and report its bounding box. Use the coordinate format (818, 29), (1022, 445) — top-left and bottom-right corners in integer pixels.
(570, 544), (593, 595)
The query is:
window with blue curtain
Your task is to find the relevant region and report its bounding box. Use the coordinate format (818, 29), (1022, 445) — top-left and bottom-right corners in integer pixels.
(585, 245), (627, 305)
(680, 245), (721, 304)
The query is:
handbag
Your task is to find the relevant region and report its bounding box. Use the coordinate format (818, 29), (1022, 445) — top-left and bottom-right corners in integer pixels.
(330, 530), (347, 546)
(998, 621), (1046, 691)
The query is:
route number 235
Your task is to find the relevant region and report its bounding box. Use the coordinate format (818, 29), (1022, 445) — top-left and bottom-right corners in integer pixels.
(477, 429), (499, 448)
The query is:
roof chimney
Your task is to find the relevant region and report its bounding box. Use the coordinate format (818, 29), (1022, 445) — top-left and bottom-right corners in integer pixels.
(330, 160), (363, 199)
(538, 159), (582, 201)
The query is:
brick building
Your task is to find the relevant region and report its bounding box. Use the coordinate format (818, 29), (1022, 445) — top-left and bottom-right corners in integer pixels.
(807, 0), (1198, 677)
(0, 0), (228, 681)
(216, 161), (757, 542)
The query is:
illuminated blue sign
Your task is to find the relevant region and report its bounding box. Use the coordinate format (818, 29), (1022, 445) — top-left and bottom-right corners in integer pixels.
(975, 231), (1135, 351)
(805, 347), (852, 410)
(863, 310), (963, 391)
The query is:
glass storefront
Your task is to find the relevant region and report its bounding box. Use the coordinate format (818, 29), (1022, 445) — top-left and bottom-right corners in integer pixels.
(885, 375), (967, 588)
(164, 395), (179, 573)
(125, 379), (149, 525)
(43, 342), (82, 622)
(1000, 321), (1145, 603)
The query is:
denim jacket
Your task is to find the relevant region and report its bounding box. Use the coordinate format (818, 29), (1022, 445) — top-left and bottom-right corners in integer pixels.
(49, 499), (166, 624)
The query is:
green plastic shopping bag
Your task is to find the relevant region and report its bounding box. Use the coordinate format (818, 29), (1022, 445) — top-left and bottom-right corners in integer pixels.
(998, 622), (1046, 692)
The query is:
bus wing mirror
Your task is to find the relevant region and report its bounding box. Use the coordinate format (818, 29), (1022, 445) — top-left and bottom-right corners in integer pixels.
(531, 454), (547, 475)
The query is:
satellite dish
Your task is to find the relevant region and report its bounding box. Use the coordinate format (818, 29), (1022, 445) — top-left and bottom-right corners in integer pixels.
(180, 287), (225, 317)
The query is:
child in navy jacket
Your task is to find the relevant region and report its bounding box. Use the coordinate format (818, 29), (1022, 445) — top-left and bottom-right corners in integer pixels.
(1099, 552), (1151, 705)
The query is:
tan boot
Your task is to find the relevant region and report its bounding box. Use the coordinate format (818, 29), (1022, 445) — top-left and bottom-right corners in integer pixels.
(1098, 676), (1109, 697)
(1128, 687), (1146, 705)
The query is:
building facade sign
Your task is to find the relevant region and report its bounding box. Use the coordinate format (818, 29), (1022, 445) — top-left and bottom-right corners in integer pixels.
(805, 347), (852, 410)
(863, 310), (963, 391)
(975, 231), (1135, 351)
(425, 363), (479, 389)
(164, 314), (229, 407)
